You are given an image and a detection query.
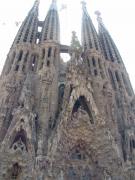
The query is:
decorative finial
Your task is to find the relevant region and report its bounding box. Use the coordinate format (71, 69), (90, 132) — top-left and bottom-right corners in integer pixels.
(95, 11), (103, 23)
(81, 0), (86, 9)
(95, 11), (101, 17)
(81, 0), (89, 16)
(34, 0), (40, 5)
(50, 0), (57, 10)
(32, 0), (40, 11)
(81, 0), (86, 6)
(52, 0), (56, 3)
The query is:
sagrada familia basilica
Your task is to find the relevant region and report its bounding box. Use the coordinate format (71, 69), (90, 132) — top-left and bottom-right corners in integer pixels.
(0, 0), (135, 179)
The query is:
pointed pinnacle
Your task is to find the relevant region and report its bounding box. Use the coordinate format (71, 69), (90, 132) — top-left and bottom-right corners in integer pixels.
(52, 0), (57, 3)
(50, 0), (57, 10)
(32, 0), (40, 11)
(28, 0), (39, 14)
(81, 0), (90, 17)
(95, 11), (101, 17)
(81, 0), (86, 9)
(34, 0), (40, 5)
(95, 11), (103, 23)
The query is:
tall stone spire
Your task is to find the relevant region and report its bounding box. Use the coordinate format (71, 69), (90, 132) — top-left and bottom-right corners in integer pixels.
(81, 1), (100, 51)
(13, 0), (39, 45)
(2, 0), (40, 75)
(95, 11), (134, 96)
(40, 0), (60, 43)
(96, 11), (122, 63)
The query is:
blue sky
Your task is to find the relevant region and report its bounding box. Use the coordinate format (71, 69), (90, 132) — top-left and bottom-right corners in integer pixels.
(0, 0), (135, 89)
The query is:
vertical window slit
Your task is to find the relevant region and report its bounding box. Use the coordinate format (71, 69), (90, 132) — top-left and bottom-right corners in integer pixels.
(94, 69), (98, 76)
(31, 55), (37, 71)
(24, 51), (29, 63)
(92, 57), (96, 67)
(15, 65), (19, 72)
(115, 71), (120, 83)
(42, 49), (45, 59)
(48, 47), (52, 57)
(47, 60), (50, 67)
(18, 50), (23, 62)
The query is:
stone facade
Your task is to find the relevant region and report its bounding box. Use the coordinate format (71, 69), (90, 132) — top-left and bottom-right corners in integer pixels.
(0, 0), (135, 179)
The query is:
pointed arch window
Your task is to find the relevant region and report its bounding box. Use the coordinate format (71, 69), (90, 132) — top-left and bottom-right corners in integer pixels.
(72, 96), (94, 124)
(11, 163), (21, 179)
(11, 129), (28, 152)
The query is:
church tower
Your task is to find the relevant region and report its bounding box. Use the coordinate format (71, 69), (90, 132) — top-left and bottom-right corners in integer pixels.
(0, 0), (135, 179)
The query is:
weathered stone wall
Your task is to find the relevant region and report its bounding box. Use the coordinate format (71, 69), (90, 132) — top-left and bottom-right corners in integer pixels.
(0, 1), (135, 179)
